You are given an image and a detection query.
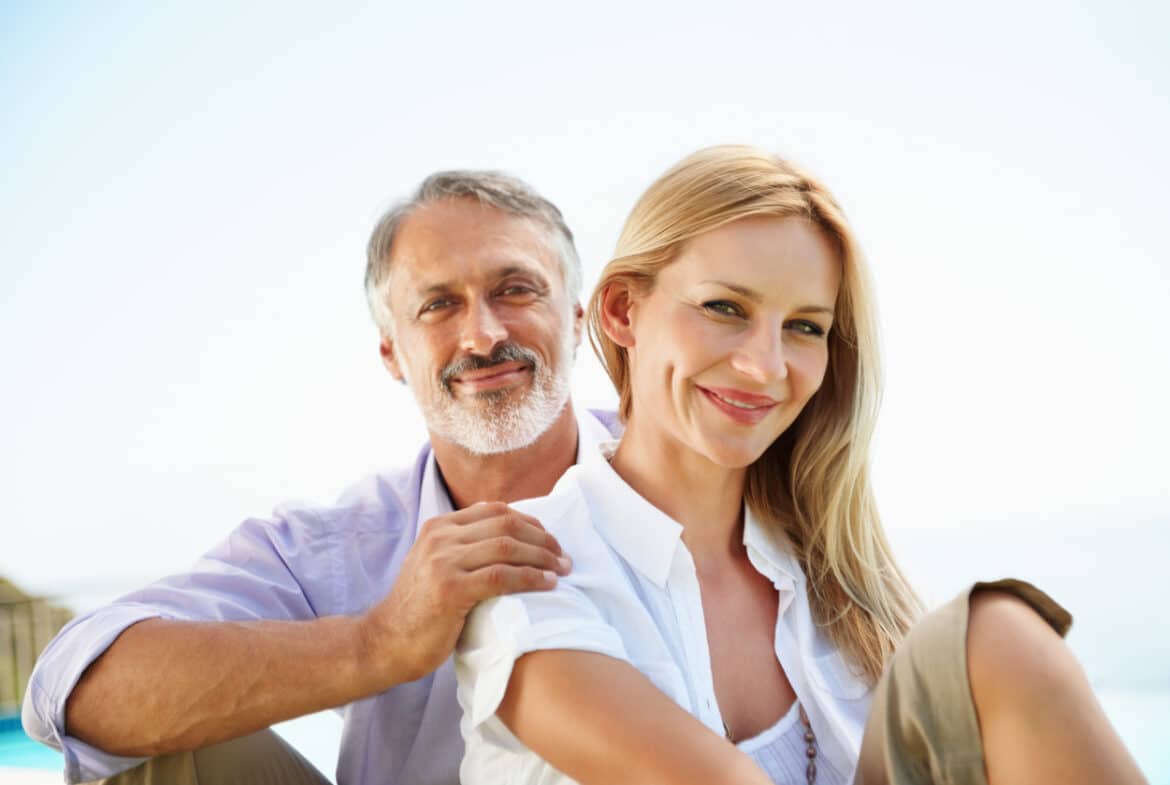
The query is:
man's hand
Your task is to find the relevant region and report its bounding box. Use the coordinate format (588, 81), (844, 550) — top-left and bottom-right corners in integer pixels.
(360, 501), (571, 683)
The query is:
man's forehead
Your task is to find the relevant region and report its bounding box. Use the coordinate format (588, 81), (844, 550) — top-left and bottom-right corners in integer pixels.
(397, 197), (543, 247)
(390, 199), (558, 288)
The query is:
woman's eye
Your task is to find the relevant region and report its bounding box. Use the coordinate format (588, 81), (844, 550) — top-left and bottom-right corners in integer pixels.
(703, 300), (744, 318)
(789, 320), (826, 337)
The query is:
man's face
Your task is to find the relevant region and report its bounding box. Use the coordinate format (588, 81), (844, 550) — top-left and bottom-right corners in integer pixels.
(380, 197), (582, 455)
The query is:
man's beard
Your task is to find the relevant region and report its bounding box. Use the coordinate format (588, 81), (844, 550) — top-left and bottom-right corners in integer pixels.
(404, 330), (574, 456)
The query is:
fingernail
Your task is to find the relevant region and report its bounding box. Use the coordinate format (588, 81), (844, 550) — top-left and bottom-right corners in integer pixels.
(543, 570), (558, 584)
(558, 555), (573, 573)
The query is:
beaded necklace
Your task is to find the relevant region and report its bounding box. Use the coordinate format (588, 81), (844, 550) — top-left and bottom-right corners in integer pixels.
(723, 702), (818, 784)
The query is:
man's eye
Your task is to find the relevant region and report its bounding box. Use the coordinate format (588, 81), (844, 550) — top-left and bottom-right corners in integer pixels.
(421, 298), (454, 313)
(498, 285), (534, 297)
(703, 300), (744, 318)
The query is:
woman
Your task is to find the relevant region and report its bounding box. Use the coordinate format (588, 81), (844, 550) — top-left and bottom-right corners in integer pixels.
(455, 146), (1145, 785)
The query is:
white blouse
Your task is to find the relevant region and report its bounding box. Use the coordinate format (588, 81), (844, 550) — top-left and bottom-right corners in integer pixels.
(739, 701), (849, 785)
(455, 441), (871, 784)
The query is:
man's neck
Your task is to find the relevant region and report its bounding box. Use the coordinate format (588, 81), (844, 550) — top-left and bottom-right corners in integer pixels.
(430, 403), (581, 508)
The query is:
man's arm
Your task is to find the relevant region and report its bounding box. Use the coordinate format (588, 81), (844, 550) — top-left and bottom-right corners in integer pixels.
(57, 501), (569, 758)
(66, 614), (374, 756)
(497, 650), (771, 785)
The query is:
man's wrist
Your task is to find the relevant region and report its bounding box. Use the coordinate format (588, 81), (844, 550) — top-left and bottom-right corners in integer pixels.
(352, 610), (421, 691)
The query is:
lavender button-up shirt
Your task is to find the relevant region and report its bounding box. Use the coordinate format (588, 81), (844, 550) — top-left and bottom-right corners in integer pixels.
(22, 408), (618, 785)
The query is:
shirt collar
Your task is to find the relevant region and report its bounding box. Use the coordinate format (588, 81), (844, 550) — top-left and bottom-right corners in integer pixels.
(418, 448), (456, 531)
(574, 439), (805, 590)
(574, 440), (684, 588)
(576, 406), (619, 456)
(742, 508), (803, 588)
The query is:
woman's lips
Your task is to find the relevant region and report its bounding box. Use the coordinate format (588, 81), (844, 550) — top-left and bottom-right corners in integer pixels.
(451, 362), (532, 393)
(697, 385), (779, 425)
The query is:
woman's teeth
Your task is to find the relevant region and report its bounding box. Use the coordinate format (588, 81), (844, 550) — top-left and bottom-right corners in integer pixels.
(714, 392), (765, 410)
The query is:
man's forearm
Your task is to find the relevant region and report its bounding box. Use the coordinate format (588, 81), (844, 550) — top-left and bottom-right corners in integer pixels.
(65, 614), (400, 756)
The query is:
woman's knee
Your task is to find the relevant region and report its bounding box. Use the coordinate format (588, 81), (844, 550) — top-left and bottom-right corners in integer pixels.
(966, 588), (1082, 711)
(964, 589), (1147, 784)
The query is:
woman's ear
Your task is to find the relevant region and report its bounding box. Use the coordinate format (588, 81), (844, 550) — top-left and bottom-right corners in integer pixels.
(598, 279), (637, 348)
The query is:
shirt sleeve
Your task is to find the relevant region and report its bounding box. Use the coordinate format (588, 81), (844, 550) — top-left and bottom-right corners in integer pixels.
(456, 485), (640, 755)
(457, 584), (629, 733)
(21, 510), (334, 784)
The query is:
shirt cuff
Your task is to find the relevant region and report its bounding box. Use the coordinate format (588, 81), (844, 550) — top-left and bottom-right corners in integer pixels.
(23, 602), (179, 783)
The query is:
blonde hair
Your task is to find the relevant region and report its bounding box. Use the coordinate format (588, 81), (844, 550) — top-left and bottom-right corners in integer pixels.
(587, 145), (921, 681)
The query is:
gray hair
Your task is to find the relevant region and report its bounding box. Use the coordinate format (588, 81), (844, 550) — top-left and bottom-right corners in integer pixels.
(364, 170), (582, 337)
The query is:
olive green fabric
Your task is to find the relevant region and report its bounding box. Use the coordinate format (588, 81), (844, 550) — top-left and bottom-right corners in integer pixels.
(854, 579), (1071, 785)
(94, 729), (331, 785)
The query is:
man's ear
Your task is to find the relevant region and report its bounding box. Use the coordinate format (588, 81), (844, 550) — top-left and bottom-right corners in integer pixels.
(379, 336), (406, 383)
(571, 302), (585, 347)
(598, 280), (637, 349)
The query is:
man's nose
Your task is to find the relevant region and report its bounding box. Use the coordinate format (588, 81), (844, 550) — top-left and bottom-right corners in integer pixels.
(459, 299), (509, 356)
(730, 322), (787, 384)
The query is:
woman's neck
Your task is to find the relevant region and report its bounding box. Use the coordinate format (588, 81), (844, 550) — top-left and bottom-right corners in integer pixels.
(609, 418), (746, 567)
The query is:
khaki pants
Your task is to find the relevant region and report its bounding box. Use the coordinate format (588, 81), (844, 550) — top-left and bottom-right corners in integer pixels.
(95, 728), (331, 785)
(101, 580), (1069, 785)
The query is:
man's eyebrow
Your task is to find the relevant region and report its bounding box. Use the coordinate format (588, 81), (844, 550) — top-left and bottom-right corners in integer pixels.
(493, 264), (548, 284)
(413, 265), (548, 299)
(416, 281), (454, 299)
(700, 280), (835, 315)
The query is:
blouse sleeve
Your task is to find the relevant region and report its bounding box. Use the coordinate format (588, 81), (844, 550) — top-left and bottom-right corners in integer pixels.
(454, 490), (631, 749)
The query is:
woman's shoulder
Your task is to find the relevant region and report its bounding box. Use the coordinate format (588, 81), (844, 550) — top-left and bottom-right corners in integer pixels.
(512, 467), (601, 547)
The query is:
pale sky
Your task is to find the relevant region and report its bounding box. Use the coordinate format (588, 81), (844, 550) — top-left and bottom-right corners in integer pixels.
(2, 0), (1168, 643)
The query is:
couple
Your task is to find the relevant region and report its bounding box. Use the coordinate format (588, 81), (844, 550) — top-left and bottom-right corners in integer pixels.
(25, 146), (1143, 785)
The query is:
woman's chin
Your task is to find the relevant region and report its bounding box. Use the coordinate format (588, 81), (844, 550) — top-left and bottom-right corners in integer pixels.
(692, 436), (771, 470)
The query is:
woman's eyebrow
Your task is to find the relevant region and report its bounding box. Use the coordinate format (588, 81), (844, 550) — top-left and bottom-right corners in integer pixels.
(700, 280), (835, 315)
(701, 280), (764, 303)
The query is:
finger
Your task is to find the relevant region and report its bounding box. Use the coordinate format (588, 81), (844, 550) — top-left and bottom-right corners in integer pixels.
(423, 502), (547, 531)
(457, 514), (564, 557)
(424, 501), (513, 527)
(465, 564), (559, 602)
(458, 537), (572, 575)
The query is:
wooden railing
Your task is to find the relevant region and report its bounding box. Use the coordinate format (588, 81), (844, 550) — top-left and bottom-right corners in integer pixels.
(0, 597), (72, 714)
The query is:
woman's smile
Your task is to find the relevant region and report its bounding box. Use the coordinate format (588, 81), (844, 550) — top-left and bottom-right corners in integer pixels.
(696, 385), (780, 425)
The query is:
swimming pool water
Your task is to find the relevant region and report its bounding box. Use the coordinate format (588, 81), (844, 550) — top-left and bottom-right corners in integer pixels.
(0, 715), (63, 770)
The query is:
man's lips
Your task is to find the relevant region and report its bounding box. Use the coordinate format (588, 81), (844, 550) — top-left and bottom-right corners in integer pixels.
(451, 361), (532, 392)
(697, 385), (779, 424)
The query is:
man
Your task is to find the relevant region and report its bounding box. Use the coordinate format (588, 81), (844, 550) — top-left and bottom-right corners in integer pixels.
(23, 171), (619, 784)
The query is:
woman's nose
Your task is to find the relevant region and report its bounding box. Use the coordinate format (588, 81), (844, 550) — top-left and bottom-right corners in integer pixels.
(730, 324), (787, 383)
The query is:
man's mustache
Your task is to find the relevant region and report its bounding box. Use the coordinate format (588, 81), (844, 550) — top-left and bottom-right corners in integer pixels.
(439, 343), (539, 392)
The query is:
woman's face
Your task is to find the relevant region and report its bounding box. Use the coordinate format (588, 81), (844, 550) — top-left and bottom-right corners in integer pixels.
(623, 215), (842, 469)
